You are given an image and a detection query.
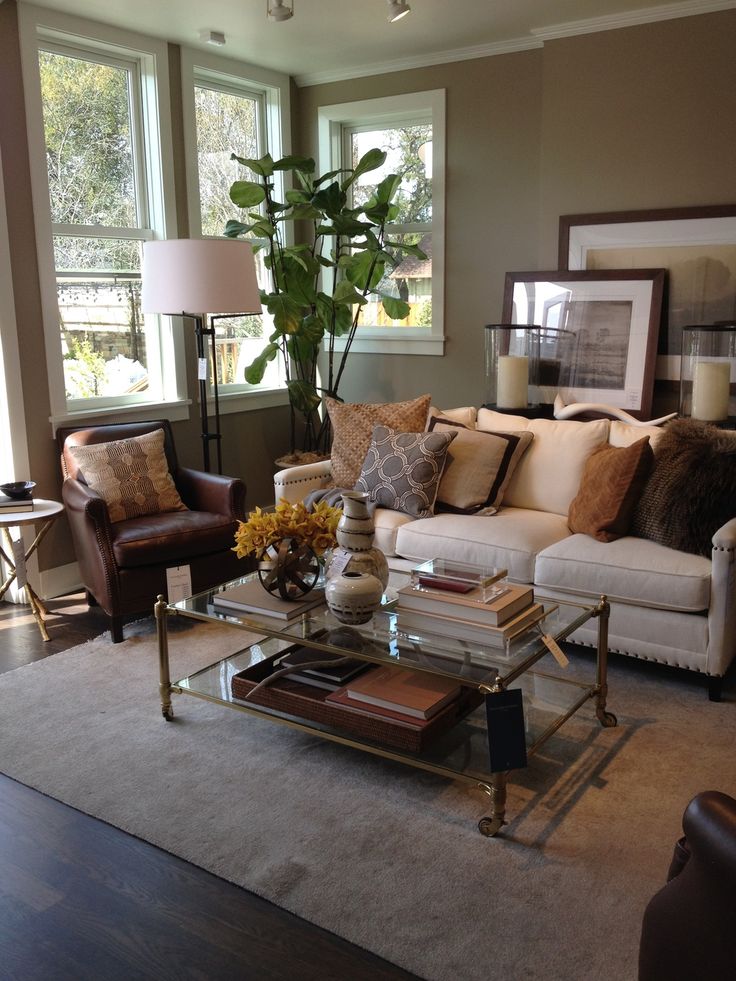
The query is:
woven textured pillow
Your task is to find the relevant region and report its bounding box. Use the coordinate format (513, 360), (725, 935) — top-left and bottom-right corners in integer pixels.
(632, 419), (736, 556)
(428, 416), (534, 514)
(68, 428), (187, 523)
(355, 425), (457, 518)
(326, 394), (431, 488)
(568, 437), (653, 542)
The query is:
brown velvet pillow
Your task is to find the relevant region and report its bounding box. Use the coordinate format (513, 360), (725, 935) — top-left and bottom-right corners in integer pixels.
(68, 428), (187, 523)
(355, 425), (456, 518)
(568, 436), (653, 542)
(326, 394), (431, 489)
(427, 416), (534, 514)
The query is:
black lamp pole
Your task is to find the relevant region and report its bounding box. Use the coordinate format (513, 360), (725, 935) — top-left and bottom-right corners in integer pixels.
(189, 313), (222, 474)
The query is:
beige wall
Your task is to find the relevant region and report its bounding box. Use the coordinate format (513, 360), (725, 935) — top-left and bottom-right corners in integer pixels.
(2, 3), (736, 578)
(296, 9), (736, 413)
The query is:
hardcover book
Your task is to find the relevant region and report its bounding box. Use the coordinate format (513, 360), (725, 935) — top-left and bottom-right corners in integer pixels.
(0, 495), (34, 512)
(396, 602), (548, 650)
(212, 580), (325, 620)
(397, 582), (534, 626)
(343, 665), (461, 720)
(275, 647), (370, 686)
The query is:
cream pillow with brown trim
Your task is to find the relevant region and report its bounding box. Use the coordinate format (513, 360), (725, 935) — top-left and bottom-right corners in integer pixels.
(68, 429), (187, 523)
(326, 394), (432, 489)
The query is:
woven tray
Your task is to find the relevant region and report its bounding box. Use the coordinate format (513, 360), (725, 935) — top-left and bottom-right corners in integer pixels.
(231, 650), (481, 753)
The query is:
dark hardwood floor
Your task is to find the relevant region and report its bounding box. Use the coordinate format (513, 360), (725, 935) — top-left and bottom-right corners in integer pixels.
(0, 595), (421, 981)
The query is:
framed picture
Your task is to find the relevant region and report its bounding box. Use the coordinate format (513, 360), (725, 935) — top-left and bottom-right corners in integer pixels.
(502, 269), (666, 417)
(558, 205), (736, 360)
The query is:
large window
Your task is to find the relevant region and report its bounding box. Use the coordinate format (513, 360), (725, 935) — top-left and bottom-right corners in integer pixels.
(21, 8), (181, 423)
(182, 53), (290, 406)
(319, 90), (445, 355)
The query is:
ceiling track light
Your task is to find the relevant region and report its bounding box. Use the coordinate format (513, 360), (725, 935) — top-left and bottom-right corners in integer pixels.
(387, 0), (411, 22)
(267, 0), (294, 22)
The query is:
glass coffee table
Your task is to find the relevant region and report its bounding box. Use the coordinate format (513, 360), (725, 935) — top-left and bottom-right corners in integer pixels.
(155, 574), (616, 837)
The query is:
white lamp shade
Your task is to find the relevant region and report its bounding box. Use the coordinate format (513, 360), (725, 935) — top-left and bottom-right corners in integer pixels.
(141, 239), (261, 315)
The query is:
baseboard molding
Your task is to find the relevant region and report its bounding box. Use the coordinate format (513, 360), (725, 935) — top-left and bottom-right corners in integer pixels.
(39, 561), (82, 601)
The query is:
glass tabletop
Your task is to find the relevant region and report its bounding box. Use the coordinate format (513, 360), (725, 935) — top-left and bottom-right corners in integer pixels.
(171, 572), (597, 688)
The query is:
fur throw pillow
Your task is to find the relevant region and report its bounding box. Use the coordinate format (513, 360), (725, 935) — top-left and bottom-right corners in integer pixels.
(631, 419), (736, 556)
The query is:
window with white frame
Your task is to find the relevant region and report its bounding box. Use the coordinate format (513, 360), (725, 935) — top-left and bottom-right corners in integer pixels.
(182, 55), (290, 403)
(318, 90), (445, 356)
(23, 14), (182, 418)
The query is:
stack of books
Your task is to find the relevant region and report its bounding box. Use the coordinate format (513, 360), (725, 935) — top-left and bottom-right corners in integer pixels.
(212, 578), (325, 620)
(275, 646), (370, 691)
(396, 559), (542, 648)
(326, 664), (462, 727)
(0, 494), (34, 514)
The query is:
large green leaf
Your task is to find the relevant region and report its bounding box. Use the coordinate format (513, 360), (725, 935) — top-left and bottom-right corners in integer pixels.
(273, 155), (315, 173)
(345, 250), (384, 290)
(231, 152), (274, 177)
(285, 203), (322, 221)
(278, 254), (317, 306)
(314, 168), (351, 188)
(341, 148), (387, 190)
(223, 220), (250, 238)
(333, 279), (367, 306)
(244, 342), (279, 384)
(380, 295), (410, 320)
(330, 214), (374, 236)
(285, 189), (311, 204)
(386, 240), (428, 260)
(311, 181), (346, 218)
(229, 181), (266, 208)
(287, 379), (322, 415)
(264, 292), (303, 335)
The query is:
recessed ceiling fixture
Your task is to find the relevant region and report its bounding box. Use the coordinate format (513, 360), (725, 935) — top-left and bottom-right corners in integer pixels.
(386, 0), (411, 22)
(267, 0), (294, 22)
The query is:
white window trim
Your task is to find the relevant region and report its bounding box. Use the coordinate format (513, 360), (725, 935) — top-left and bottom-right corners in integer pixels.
(180, 47), (291, 414)
(18, 5), (186, 430)
(318, 89), (445, 356)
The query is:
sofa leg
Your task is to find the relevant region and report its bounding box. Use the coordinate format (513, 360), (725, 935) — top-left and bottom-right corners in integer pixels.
(708, 677), (722, 702)
(85, 590), (99, 608)
(110, 616), (124, 644)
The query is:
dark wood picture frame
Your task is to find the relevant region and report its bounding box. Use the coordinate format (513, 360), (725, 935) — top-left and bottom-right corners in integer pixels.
(502, 269), (666, 418)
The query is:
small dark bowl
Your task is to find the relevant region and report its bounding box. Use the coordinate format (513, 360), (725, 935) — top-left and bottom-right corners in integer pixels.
(0, 480), (36, 500)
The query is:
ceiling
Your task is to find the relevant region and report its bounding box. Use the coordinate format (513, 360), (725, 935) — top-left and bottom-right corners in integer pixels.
(21, 0), (735, 85)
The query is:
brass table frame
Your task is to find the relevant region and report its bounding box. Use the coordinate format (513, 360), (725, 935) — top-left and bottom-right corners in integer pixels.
(155, 590), (615, 837)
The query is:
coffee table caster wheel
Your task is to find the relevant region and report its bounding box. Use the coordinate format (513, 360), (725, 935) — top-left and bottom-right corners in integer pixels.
(599, 711), (617, 728)
(478, 816), (503, 837)
(162, 706), (174, 721)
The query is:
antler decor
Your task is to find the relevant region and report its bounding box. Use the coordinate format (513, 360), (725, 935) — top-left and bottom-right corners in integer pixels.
(553, 394), (677, 427)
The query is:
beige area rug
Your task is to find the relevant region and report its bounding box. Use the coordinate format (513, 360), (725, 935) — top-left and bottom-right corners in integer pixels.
(0, 615), (734, 981)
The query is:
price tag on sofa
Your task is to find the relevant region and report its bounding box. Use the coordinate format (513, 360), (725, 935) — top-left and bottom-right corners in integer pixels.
(541, 633), (569, 668)
(166, 565), (192, 604)
(485, 688), (527, 773)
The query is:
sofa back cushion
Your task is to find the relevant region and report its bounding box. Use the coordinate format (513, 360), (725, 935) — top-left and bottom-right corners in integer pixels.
(609, 420), (666, 449)
(476, 409), (610, 515)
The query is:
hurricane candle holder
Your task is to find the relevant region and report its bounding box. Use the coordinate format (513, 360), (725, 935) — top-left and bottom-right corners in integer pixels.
(484, 325), (541, 410)
(680, 325), (736, 426)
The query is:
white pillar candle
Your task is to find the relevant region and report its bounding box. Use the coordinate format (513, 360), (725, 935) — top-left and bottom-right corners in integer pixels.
(497, 355), (529, 409)
(691, 361), (731, 421)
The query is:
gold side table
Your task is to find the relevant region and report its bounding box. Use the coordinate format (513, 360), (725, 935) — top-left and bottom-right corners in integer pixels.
(0, 499), (64, 641)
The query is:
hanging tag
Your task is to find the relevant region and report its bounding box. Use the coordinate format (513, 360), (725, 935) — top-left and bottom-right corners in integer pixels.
(197, 358), (208, 381)
(485, 688), (527, 773)
(166, 565), (192, 604)
(11, 538), (27, 588)
(327, 552), (350, 577)
(541, 633), (569, 668)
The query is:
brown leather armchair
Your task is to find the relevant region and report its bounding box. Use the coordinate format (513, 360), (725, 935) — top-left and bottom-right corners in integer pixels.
(638, 790), (736, 981)
(58, 420), (247, 642)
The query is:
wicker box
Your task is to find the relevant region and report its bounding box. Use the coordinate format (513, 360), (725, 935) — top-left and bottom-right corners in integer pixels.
(231, 651), (481, 753)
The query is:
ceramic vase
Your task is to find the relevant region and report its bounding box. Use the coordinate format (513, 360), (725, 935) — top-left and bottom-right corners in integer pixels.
(326, 490), (389, 588)
(325, 570), (384, 625)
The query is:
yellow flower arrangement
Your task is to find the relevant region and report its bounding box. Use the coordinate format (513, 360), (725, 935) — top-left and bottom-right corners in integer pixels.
(233, 498), (342, 560)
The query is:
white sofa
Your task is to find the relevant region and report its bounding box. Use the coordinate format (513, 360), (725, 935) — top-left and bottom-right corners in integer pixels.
(275, 408), (736, 699)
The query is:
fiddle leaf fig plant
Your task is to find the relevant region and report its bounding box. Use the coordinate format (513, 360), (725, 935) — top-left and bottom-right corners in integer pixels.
(225, 148), (426, 455)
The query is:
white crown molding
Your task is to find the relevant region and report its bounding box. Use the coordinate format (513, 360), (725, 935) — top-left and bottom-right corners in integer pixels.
(295, 37), (543, 87)
(531, 0), (736, 40)
(296, 0), (735, 87)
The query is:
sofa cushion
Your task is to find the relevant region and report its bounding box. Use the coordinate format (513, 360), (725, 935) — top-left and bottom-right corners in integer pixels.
(111, 511), (237, 569)
(355, 425), (456, 519)
(535, 534), (711, 612)
(428, 405), (477, 429)
(325, 394), (431, 489)
(632, 419), (736, 557)
(68, 428), (187, 523)
(568, 437), (654, 542)
(373, 508), (414, 556)
(394, 507), (571, 583)
(428, 417), (533, 514)
(608, 420), (666, 449)
(476, 409), (610, 515)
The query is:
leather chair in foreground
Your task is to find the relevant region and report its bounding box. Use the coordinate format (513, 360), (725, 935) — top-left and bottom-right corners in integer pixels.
(638, 790), (736, 981)
(58, 420), (246, 642)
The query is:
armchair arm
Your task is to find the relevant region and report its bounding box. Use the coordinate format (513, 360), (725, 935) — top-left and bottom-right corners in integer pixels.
(706, 518), (736, 678)
(274, 460), (332, 505)
(682, 790), (736, 875)
(175, 468), (246, 520)
(61, 478), (120, 615)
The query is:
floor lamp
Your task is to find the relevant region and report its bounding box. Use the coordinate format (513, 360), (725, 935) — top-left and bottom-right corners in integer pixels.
(141, 239), (261, 473)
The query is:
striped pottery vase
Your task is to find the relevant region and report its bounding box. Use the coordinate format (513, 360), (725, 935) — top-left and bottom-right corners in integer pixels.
(326, 490), (389, 588)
